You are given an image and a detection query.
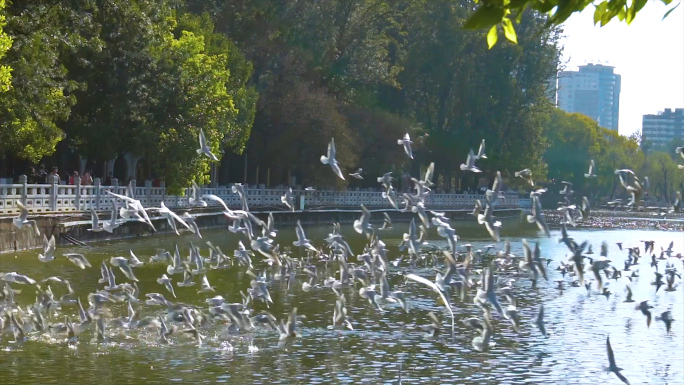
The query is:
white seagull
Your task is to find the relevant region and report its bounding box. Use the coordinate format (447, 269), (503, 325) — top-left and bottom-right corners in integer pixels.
(397, 133), (414, 159)
(320, 138), (345, 180)
(460, 150), (481, 173)
(349, 168), (364, 179)
(196, 128), (219, 161)
(13, 201), (40, 236)
(38, 234), (56, 262)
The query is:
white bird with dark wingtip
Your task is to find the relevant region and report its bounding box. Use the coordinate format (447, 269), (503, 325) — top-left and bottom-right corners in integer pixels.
(13, 201), (40, 236)
(320, 138), (345, 180)
(397, 133), (414, 159)
(196, 128), (219, 161)
(349, 168), (364, 179)
(460, 150), (481, 173)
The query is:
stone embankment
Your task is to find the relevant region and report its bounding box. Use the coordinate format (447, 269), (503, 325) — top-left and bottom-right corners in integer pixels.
(0, 207), (524, 253)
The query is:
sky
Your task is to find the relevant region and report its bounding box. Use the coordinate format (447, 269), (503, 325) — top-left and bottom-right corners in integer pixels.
(559, 2), (684, 137)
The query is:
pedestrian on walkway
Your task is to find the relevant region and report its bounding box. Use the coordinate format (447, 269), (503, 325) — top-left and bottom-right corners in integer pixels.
(49, 167), (60, 184)
(69, 171), (80, 185)
(82, 171), (93, 185)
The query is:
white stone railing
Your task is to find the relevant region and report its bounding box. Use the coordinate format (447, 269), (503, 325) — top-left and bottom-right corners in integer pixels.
(0, 175), (519, 215)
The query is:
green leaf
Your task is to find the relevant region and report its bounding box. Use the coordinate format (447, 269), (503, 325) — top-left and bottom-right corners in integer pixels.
(594, 1), (608, 24)
(662, 1), (680, 20)
(487, 25), (498, 48)
(464, 6), (506, 29)
(502, 18), (518, 43)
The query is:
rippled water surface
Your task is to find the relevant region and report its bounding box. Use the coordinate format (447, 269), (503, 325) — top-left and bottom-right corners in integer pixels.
(1, 223), (683, 384)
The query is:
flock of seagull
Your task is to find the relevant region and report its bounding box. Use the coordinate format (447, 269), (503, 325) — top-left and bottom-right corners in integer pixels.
(1, 132), (683, 384)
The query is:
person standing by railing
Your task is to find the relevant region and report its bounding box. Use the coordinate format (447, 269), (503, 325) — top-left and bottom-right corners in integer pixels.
(28, 167), (39, 184)
(69, 171), (81, 185)
(37, 165), (48, 183)
(82, 171), (93, 186)
(49, 167), (61, 184)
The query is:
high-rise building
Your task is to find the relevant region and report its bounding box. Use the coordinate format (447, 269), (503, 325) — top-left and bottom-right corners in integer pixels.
(556, 63), (621, 131)
(642, 108), (684, 149)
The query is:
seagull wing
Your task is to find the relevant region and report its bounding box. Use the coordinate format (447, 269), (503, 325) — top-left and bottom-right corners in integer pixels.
(91, 209), (100, 229)
(198, 129), (206, 151)
(606, 336), (617, 368)
(17, 201), (29, 221)
(202, 194), (230, 212)
(329, 138), (336, 160)
(405, 273), (453, 318)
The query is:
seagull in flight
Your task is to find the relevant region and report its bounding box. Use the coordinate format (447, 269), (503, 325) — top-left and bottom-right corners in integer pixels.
(460, 150), (481, 173)
(320, 138), (345, 180)
(197, 128), (219, 161)
(585, 159), (597, 178)
(293, 220), (317, 251)
(604, 336), (630, 384)
(281, 188), (295, 212)
(397, 133), (414, 159)
(349, 168), (364, 179)
(13, 201), (40, 236)
(189, 181), (207, 207)
(38, 234), (56, 262)
(87, 209), (104, 232)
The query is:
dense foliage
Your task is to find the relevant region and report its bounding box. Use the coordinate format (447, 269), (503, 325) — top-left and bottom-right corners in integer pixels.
(0, 0), (564, 192)
(2, 0), (673, 199)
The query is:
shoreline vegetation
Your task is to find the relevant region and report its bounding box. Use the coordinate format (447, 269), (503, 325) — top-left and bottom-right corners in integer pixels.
(0, 1), (680, 204)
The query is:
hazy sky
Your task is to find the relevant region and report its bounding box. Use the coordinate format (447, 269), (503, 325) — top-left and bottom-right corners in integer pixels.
(559, 3), (684, 137)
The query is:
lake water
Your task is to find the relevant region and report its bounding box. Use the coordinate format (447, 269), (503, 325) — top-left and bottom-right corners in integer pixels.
(0, 221), (682, 384)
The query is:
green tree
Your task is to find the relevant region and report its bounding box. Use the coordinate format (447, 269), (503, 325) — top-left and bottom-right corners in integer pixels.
(544, 110), (603, 193)
(464, 0), (682, 48)
(641, 151), (681, 203)
(0, 1), (91, 162)
(0, 0), (11, 92)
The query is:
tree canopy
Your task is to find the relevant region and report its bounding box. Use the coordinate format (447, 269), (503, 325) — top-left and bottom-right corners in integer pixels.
(465, 0), (682, 48)
(3, 0), (670, 199)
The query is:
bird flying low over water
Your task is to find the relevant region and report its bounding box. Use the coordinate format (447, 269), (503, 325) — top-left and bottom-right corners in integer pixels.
(13, 201), (40, 236)
(604, 336), (630, 385)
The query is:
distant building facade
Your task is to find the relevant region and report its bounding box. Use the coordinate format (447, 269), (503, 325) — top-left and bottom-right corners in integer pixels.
(556, 63), (621, 131)
(642, 108), (684, 149)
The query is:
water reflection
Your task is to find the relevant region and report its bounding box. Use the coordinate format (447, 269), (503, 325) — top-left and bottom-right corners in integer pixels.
(0, 225), (682, 384)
